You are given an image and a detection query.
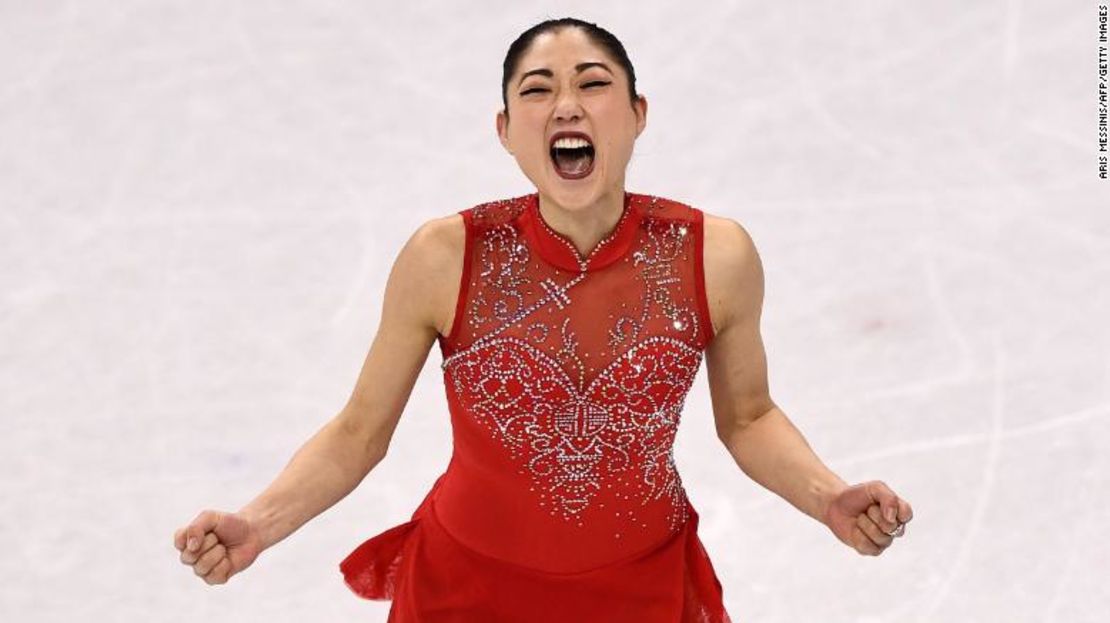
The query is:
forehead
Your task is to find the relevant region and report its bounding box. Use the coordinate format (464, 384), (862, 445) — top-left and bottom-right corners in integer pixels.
(515, 28), (617, 76)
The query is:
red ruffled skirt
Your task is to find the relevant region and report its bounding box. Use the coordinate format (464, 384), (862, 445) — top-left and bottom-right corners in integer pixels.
(339, 477), (732, 622)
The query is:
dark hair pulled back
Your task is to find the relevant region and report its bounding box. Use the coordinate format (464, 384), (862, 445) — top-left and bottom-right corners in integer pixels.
(501, 18), (638, 121)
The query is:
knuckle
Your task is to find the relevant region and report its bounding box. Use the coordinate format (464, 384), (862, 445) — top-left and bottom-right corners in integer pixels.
(206, 560), (230, 584)
(201, 550), (227, 575)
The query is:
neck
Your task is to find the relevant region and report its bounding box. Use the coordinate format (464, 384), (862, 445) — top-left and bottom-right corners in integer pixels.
(536, 188), (626, 258)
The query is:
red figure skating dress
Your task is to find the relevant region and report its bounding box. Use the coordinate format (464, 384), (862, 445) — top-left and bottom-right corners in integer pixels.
(340, 191), (732, 622)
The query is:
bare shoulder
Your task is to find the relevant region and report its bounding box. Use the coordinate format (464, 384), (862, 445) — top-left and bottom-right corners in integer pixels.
(702, 212), (757, 262)
(700, 211), (764, 334)
(408, 212), (465, 263)
(398, 212), (466, 339)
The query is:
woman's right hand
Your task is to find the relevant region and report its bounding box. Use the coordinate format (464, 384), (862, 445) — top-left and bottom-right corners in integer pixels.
(173, 510), (263, 585)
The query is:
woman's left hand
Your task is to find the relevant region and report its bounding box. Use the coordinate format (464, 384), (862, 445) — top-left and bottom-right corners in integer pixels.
(822, 480), (912, 556)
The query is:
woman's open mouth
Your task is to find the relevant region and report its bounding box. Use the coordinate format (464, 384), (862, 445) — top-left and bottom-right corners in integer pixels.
(549, 133), (595, 180)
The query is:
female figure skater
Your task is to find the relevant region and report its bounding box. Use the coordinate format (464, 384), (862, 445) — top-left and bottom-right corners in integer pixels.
(174, 17), (913, 622)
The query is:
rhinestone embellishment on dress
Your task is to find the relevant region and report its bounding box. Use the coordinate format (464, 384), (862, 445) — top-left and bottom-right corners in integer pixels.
(446, 334), (701, 531)
(441, 193), (707, 532)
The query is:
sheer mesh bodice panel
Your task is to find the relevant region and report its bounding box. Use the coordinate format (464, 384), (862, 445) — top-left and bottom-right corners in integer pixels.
(432, 191), (716, 574)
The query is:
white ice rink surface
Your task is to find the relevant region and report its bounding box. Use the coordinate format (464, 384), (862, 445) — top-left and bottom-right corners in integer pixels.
(2, 1), (1107, 621)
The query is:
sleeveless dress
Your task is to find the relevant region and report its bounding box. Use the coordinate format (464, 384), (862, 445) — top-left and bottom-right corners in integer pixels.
(339, 190), (732, 622)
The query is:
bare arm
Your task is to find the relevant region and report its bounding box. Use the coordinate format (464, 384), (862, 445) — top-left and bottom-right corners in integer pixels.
(702, 214), (848, 526)
(236, 213), (465, 552)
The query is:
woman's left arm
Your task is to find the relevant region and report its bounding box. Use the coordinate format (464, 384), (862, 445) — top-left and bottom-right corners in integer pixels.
(701, 214), (913, 556)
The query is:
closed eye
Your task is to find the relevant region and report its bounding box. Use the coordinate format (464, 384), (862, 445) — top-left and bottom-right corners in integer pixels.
(520, 81), (611, 96)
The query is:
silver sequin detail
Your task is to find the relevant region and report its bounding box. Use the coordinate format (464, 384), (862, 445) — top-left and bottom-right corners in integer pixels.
(446, 335), (701, 531)
(441, 195), (706, 532)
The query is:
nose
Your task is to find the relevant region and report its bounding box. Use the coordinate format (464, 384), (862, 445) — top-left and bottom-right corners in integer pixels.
(553, 88), (584, 122)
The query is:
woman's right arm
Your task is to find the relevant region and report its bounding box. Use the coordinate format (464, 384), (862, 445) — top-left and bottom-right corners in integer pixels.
(174, 213), (466, 584)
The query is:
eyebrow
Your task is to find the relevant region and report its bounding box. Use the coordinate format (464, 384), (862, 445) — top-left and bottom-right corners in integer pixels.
(517, 62), (613, 86)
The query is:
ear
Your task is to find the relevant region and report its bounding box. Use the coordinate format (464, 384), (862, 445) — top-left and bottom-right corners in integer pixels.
(496, 109), (512, 154)
(633, 94), (647, 138)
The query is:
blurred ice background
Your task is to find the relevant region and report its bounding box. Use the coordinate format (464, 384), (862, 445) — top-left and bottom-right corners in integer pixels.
(1, 1), (1106, 621)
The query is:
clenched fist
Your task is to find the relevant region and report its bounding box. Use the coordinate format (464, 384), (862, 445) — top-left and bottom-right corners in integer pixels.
(823, 480), (913, 556)
(173, 509), (263, 585)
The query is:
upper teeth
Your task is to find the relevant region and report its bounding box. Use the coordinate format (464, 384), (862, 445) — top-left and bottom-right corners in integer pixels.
(552, 137), (592, 149)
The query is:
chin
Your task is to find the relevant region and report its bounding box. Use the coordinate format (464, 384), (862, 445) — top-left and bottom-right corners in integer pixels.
(539, 166), (611, 208)
(546, 184), (602, 209)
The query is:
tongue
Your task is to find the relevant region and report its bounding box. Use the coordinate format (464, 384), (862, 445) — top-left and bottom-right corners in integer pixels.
(554, 149), (593, 175)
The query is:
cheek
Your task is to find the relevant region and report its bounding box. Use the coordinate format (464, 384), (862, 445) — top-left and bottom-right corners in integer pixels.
(514, 122), (547, 154)
(594, 111), (637, 159)
(600, 134), (634, 165)
(507, 134), (543, 162)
